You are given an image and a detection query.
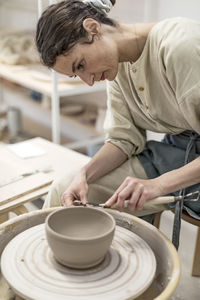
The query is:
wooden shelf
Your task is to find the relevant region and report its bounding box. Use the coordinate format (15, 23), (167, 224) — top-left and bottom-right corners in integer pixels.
(1, 82), (99, 142)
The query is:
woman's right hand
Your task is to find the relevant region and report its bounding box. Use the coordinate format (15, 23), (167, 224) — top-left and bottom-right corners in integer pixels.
(61, 169), (88, 207)
(60, 142), (128, 207)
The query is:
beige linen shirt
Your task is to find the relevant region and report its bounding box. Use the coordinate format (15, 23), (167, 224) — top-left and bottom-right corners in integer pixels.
(104, 17), (200, 158)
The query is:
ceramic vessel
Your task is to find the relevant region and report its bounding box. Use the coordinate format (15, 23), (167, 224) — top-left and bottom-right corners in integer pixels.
(45, 206), (116, 269)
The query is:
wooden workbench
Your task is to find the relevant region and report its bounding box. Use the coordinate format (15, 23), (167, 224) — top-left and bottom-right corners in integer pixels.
(0, 137), (90, 223)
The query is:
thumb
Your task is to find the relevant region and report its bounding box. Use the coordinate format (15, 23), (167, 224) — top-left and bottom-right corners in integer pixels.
(80, 191), (88, 204)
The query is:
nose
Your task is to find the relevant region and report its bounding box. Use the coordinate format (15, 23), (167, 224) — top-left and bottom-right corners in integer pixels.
(79, 72), (94, 86)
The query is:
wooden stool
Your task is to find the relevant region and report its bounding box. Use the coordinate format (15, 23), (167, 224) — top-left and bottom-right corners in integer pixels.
(154, 210), (200, 276)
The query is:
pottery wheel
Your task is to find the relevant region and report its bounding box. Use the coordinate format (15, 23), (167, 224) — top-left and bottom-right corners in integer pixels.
(1, 224), (156, 300)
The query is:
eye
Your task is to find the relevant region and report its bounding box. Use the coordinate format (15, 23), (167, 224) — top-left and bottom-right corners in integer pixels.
(77, 61), (84, 71)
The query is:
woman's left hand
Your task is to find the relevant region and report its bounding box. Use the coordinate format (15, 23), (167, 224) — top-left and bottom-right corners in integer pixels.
(104, 176), (164, 211)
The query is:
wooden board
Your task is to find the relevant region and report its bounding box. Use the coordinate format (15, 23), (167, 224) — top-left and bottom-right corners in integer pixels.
(0, 186), (49, 215)
(0, 137), (90, 213)
(0, 173), (53, 206)
(0, 157), (35, 186)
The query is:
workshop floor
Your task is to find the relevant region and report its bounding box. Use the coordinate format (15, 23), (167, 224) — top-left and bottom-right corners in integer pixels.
(159, 210), (200, 300)
(25, 199), (200, 300)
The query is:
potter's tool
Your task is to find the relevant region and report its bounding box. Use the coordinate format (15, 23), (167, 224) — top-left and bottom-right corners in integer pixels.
(1, 223), (156, 300)
(0, 165), (53, 188)
(74, 190), (200, 209)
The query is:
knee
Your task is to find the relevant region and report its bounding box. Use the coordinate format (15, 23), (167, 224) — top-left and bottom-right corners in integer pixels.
(88, 182), (111, 204)
(43, 170), (77, 209)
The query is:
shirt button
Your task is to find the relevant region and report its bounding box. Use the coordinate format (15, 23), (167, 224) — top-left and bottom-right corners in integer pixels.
(133, 68), (137, 73)
(139, 87), (144, 91)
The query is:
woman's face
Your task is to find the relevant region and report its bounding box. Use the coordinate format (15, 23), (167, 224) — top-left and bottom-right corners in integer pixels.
(53, 20), (119, 86)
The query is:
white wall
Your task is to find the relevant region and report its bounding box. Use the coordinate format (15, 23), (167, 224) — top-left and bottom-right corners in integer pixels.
(0, 0), (49, 30)
(0, 0), (159, 31)
(111, 0), (200, 23)
(110, 0), (159, 23)
(157, 0), (200, 21)
(1, 0), (200, 31)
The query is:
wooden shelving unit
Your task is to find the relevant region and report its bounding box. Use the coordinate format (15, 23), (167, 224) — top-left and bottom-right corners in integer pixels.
(0, 62), (106, 147)
(0, 1), (106, 148)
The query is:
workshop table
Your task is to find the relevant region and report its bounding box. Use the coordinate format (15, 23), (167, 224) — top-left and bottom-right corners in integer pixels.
(0, 137), (90, 223)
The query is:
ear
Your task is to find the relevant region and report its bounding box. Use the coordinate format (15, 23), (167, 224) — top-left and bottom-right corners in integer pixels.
(82, 18), (102, 36)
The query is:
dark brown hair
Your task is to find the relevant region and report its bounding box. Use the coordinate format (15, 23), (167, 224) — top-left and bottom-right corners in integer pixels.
(36, 0), (116, 68)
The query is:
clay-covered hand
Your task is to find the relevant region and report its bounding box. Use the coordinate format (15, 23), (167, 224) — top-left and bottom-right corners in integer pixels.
(104, 176), (164, 211)
(61, 170), (88, 207)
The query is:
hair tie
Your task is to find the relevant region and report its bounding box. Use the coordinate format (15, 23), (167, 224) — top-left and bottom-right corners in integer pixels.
(83, 0), (113, 14)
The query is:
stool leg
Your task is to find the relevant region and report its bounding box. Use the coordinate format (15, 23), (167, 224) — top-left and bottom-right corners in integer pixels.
(153, 211), (163, 229)
(192, 227), (200, 276)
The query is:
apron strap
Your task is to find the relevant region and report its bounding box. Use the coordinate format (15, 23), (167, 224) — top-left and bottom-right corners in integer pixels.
(172, 132), (198, 249)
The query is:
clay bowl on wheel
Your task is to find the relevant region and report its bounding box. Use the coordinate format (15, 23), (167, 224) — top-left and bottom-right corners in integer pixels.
(45, 206), (116, 269)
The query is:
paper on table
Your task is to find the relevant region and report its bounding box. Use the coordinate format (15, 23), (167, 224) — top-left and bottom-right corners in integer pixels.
(7, 141), (46, 159)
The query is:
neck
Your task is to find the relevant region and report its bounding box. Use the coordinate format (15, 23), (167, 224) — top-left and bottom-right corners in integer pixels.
(116, 23), (156, 63)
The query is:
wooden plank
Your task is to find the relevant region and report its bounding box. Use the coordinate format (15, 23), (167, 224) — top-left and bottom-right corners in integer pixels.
(0, 152), (35, 185)
(0, 137), (90, 214)
(0, 173), (53, 206)
(0, 186), (49, 214)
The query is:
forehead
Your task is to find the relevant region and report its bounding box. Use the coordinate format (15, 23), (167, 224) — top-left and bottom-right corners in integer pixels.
(54, 42), (90, 75)
(53, 52), (75, 76)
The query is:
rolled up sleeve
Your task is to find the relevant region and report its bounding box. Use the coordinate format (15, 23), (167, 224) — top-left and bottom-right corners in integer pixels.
(104, 80), (146, 158)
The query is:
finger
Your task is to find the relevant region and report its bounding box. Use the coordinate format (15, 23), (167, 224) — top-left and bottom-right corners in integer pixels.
(80, 191), (88, 205)
(61, 193), (74, 207)
(105, 178), (130, 207)
(117, 185), (133, 211)
(104, 193), (118, 207)
(128, 184), (143, 211)
(137, 192), (148, 210)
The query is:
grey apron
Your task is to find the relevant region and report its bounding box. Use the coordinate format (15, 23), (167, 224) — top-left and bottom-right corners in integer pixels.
(138, 130), (200, 249)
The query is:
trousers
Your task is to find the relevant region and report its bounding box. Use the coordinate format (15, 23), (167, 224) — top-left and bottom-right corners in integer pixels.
(43, 155), (168, 217)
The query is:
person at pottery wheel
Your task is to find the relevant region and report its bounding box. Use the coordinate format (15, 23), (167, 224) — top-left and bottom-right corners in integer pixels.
(36, 0), (200, 249)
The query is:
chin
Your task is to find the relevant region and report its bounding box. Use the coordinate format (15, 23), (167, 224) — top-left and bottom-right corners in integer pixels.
(106, 70), (118, 81)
